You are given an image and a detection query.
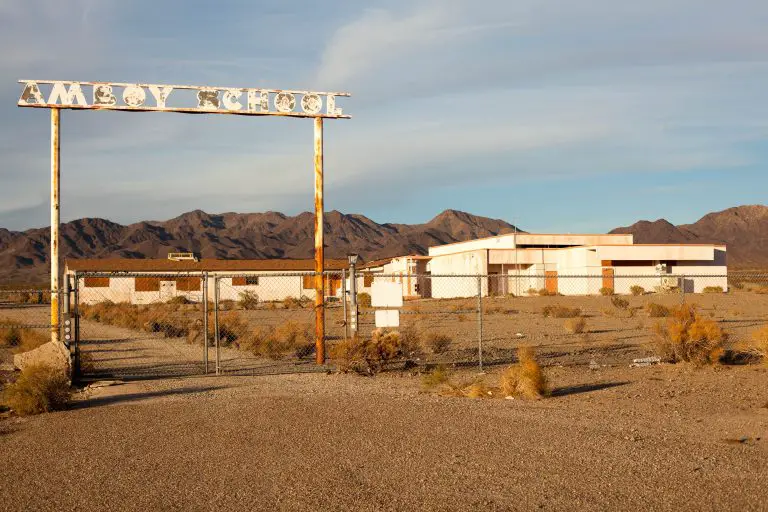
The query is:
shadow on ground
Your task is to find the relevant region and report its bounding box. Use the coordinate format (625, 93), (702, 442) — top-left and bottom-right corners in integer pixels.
(551, 381), (629, 397)
(71, 385), (223, 409)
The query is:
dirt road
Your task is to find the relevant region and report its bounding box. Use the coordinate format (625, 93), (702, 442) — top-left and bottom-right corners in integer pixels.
(1, 364), (766, 511)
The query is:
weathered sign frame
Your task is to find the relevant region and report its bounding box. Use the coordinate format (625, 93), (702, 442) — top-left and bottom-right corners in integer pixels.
(18, 80), (351, 366)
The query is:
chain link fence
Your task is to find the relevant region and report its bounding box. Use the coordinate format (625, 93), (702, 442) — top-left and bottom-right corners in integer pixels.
(2, 271), (767, 379)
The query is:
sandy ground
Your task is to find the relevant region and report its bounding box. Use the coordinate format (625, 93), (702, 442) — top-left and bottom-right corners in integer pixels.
(0, 363), (767, 511)
(1, 296), (768, 510)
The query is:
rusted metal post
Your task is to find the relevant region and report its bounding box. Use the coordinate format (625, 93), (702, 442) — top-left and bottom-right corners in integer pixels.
(50, 107), (60, 344)
(314, 117), (325, 364)
(214, 276), (220, 375)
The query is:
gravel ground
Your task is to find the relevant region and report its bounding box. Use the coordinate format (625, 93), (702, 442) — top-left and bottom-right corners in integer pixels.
(1, 364), (766, 511)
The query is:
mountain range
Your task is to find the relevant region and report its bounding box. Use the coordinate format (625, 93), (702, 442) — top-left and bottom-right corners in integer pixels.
(610, 205), (768, 269)
(0, 205), (765, 283)
(0, 209), (520, 283)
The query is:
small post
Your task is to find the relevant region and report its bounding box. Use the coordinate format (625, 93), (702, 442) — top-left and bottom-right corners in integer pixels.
(203, 272), (209, 374)
(314, 117), (325, 364)
(341, 268), (348, 342)
(477, 275), (484, 372)
(214, 276), (220, 375)
(680, 274), (686, 305)
(50, 107), (60, 344)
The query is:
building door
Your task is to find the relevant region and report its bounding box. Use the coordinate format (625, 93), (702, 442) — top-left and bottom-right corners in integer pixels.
(545, 271), (558, 294)
(602, 268), (615, 291)
(488, 274), (502, 296)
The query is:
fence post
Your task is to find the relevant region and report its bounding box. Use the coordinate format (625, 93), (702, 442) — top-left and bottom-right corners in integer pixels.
(477, 275), (484, 372)
(73, 272), (80, 378)
(214, 276), (220, 375)
(203, 272), (209, 374)
(342, 268), (348, 342)
(680, 274), (686, 305)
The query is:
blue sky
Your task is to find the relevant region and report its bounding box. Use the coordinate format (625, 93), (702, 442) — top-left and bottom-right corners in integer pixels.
(1, 0), (766, 232)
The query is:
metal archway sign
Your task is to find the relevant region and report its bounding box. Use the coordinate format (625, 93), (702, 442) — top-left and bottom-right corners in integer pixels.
(18, 79), (351, 366)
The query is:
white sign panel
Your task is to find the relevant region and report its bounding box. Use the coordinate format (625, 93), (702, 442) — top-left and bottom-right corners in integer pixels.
(18, 80), (350, 119)
(371, 281), (403, 308)
(375, 309), (400, 328)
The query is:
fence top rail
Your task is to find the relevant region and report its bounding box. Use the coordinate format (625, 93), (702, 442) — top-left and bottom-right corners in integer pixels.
(69, 271), (752, 279)
(0, 289), (55, 293)
(76, 271), (334, 278)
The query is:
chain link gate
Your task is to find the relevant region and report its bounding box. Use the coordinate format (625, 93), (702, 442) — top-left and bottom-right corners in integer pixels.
(38, 270), (767, 380)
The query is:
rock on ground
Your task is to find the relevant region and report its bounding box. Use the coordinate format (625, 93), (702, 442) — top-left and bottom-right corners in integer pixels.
(13, 341), (71, 379)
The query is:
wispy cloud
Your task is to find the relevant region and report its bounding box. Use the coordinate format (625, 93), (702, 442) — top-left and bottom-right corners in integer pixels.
(0, 0), (766, 232)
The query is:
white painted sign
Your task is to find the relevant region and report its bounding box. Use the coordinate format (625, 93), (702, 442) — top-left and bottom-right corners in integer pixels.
(371, 281), (403, 308)
(18, 80), (350, 119)
(375, 309), (400, 328)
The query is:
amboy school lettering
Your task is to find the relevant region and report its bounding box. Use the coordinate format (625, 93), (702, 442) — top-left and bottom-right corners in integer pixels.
(18, 80), (349, 118)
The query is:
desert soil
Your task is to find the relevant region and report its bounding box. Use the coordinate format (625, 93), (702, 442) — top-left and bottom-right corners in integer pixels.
(1, 362), (767, 511)
(1, 294), (767, 511)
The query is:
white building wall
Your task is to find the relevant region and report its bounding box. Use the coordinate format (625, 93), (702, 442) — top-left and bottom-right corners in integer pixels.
(72, 271), (333, 305)
(428, 250), (488, 298)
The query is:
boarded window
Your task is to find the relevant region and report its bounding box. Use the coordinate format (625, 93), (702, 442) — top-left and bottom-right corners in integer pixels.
(232, 276), (258, 286)
(303, 275), (314, 290)
(176, 277), (201, 292)
(135, 277), (160, 292)
(363, 274), (374, 287)
(84, 277), (110, 288)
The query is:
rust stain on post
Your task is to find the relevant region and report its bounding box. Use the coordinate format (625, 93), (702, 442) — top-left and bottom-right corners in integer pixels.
(50, 108), (60, 343)
(314, 117), (325, 364)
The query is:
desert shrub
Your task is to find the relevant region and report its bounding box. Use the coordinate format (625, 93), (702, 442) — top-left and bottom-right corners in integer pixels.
(538, 288), (556, 297)
(2, 364), (70, 416)
(357, 292), (372, 308)
(16, 328), (49, 353)
(630, 285), (645, 296)
(645, 302), (670, 318)
(238, 321), (313, 359)
(283, 296), (309, 309)
(541, 305), (581, 318)
(611, 296), (629, 310)
(421, 366), (450, 389)
(218, 299), (236, 311)
(457, 314), (468, 322)
(398, 324), (421, 358)
(0, 320), (50, 353)
(425, 332), (451, 354)
(238, 290), (259, 310)
(500, 347), (548, 399)
(748, 326), (768, 362)
(463, 381), (491, 399)
(0, 319), (22, 347)
(564, 316), (587, 334)
(526, 288), (538, 296)
(653, 304), (726, 365)
(730, 281), (744, 290)
(703, 286), (724, 294)
(274, 321), (313, 353)
(215, 311), (247, 346)
(599, 287), (614, 296)
(166, 296), (191, 305)
(331, 329), (407, 374)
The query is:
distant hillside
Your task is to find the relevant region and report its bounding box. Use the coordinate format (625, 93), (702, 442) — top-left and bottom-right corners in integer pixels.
(610, 205), (768, 269)
(0, 209), (521, 283)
